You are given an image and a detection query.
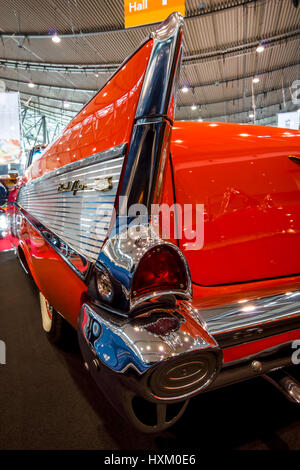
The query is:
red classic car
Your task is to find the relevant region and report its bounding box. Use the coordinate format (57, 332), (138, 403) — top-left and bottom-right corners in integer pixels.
(5, 13), (300, 432)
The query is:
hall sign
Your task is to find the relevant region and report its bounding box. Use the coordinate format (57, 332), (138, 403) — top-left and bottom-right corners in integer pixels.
(124, 0), (185, 28)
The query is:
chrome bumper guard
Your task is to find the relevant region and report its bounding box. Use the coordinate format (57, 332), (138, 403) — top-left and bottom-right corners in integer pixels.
(77, 303), (222, 404)
(78, 289), (300, 396)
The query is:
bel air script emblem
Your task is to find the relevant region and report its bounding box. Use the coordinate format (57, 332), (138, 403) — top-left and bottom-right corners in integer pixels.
(58, 180), (87, 195)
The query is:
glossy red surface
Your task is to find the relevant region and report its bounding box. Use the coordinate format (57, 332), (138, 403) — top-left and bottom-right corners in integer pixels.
(222, 328), (300, 364)
(190, 274), (300, 309)
(171, 121), (300, 286)
(8, 49), (300, 366)
(13, 209), (86, 329)
(25, 40), (153, 183)
(8, 41), (154, 328)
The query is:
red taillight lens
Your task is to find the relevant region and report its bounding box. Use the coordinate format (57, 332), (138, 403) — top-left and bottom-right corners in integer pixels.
(131, 245), (188, 300)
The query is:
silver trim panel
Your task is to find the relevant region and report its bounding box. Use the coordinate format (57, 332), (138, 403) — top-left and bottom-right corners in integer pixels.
(17, 144), (126, 262)
(28, 143), (126, 185)
(193, 291), (300, 336)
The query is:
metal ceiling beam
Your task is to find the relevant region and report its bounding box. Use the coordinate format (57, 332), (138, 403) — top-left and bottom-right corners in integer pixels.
(1, 59), (299, 96)
(1, 27), (299, 74)
(0, 0), (258, 39)
(21, 99), (75, 117)
(180, 60), (300, 89)
(177, 84), (296, 109)
(177, 99), (297, 121)
(0, 58), (117, 74)
(183, 30), (300, 66)
(15, 83), (295, 114)
(0, 75), (94, 93)
(9, 88), (85, 106)
(21, 101), (73, 122)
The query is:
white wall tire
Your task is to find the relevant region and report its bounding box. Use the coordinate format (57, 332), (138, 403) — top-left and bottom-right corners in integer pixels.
(39, 292), (53, 332)
(38, 291), (73, 345)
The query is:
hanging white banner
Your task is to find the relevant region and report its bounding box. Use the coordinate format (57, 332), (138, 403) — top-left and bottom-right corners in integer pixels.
(0, 92), (22, 165)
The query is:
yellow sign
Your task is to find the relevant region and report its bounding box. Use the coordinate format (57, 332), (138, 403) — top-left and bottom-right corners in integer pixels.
(124, 0), (185, 28)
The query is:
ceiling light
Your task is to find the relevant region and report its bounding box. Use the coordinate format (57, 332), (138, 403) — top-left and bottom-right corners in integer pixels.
(28, 82), (35, 88)
(181, 86), (189, 93)
(249, 112), (255, 118)
(256, 44), (264, 53)
(191, 105), (197, 110)
(52, 33), (61, 43)
(252, 77), (260, 83)
(94, 73), (99, 77)
(63, 102), (70, 108)
(198, 117), (203, 122)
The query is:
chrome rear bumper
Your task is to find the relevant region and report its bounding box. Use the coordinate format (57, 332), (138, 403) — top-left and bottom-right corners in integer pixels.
(78, 289), (300, 399)
(77, 291), (300, 431)
(78, 303), (222, 403)
(198, 290), (300, 348)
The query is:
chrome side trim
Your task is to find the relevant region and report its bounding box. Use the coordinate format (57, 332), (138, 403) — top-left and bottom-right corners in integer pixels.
(27, 143), (126, 185)
(136, 11), (184, 120)
(189, 291), (300, 341)
(17, 144), (126, 262)
(19, 207), (90, 280)
(117, 12), (184, 211)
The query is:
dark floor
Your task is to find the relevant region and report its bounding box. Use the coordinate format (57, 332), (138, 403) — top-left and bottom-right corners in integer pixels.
(0, 250), (300, 450)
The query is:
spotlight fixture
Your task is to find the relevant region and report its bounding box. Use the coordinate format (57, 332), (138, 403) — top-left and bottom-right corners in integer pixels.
(191, 105), (197, 111)
(252, 76), (260, 83)
(256, 43), (265, 53)
(52, 33), (61, 44)
(28, 82), (35, 88)
(181, 86), (189, 93)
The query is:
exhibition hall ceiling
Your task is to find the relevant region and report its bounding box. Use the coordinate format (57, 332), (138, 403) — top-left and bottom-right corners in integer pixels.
(0, 0), (299, 125)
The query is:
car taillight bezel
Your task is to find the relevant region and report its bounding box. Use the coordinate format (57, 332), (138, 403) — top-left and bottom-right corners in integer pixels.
(130, 242), (192, 310)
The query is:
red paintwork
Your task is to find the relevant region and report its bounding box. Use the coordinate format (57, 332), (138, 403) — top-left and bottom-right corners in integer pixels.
(9, 213), (86, 328)
(8, 40), (154, 326)
(191, 274), (300, 309)
(24, 40), (153, 184)
(171, 122), (300, 286)
(222, 328), (300, 364)
(7, 41), (300, 364)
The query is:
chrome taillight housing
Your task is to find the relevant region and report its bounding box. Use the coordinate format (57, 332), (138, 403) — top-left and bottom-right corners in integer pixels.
(89, 223), (192, 315)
